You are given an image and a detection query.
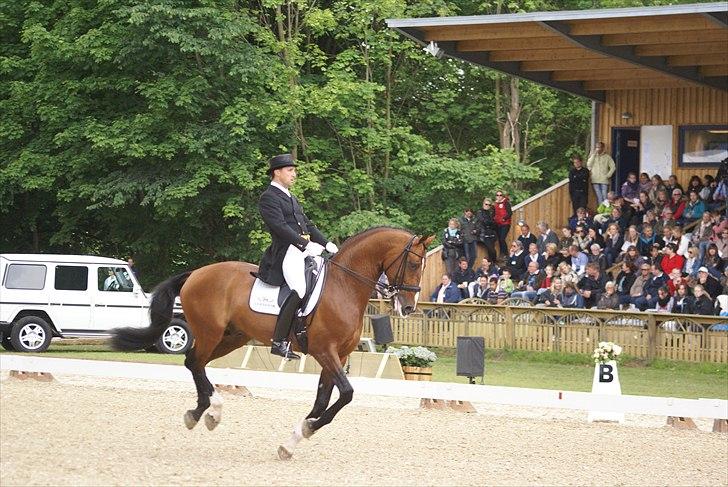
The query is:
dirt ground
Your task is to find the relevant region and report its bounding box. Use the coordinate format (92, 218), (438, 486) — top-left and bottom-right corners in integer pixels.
(1, 374), (727, 487)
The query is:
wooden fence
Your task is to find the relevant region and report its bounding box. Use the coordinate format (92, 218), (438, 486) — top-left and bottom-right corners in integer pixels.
(363, 300), (728, 364)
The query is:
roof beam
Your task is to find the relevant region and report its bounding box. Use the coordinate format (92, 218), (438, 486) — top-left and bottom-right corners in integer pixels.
(635, 42), (728, 57)
(550, 67), (650, 81)
(566, 15), (716, 35)
(702, 11), (728, 28)
(584, 78), (698, 90)
(489, 48), (604, 62)
(701, 65), (728, 77)
(422, 23), (552, 41)
(521, 59), (635, 71)
(456, 37), (573, 51)
(668, 53), (728, 66)
(539, 20), (727, 92)
(601, 30), (728, 46)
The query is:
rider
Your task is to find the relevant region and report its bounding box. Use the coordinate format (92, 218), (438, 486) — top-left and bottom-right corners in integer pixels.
(258, 154), (338, 359)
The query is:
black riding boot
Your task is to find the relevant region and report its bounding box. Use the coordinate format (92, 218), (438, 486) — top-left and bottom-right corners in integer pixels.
(271, 292), (302, 360)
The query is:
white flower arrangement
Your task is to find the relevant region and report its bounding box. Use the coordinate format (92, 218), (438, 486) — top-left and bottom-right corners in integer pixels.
(385, 345), (437, 367)
(592, 341), (623, 364)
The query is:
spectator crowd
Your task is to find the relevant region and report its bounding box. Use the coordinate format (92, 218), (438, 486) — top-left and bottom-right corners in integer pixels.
(430, 145), (728, 319)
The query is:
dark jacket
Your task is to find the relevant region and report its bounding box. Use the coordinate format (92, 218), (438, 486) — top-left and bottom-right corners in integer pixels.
(537, 230), (560, 254)
(442, 229), (464, 260)
(518, 232), (537, 251)
(693, 294), (716, 316)
(568, 166), (590, 197)
(671, 295), (695, 314)
(578, 272), (607, 308)
(506, 251), (527, 280)
(459, 215), (478, 244)
(258, 184), (327, 285)
(475, 208), (498, 242)
(699, 275), (722, 299)
(643, 272), (668, 298)
(614, 271), (636, 296)
(430, 282), (462, 303)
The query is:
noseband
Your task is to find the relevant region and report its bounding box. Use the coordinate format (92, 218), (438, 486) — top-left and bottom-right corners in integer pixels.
(325, 235), (425, 299)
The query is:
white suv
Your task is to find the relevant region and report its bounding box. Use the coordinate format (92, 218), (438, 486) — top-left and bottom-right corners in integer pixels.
(0, 254), (191, 354)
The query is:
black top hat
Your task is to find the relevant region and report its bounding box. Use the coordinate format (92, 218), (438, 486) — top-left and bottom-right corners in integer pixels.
(268, 153), (297, 175)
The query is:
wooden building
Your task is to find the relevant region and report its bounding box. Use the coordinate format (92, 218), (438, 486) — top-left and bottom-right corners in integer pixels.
(388, 3), (728, 297)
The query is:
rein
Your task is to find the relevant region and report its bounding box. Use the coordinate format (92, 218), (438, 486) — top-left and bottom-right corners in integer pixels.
(324, 235), (425, 299)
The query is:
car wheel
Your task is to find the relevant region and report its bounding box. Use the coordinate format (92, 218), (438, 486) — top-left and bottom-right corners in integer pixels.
(10, 316), (52, 353)
(1, 334), (15, 351)
(155, 318), (192, 354)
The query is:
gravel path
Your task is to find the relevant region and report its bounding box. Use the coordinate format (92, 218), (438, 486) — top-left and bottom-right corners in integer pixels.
(1, 374), (726, 486)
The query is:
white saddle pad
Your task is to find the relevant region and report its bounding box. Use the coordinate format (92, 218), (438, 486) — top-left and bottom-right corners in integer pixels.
(249, 256), (326, 316)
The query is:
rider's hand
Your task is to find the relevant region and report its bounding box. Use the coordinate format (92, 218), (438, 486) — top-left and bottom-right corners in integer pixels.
(325, 242), (339, 254)
(305, 241), (325, 257)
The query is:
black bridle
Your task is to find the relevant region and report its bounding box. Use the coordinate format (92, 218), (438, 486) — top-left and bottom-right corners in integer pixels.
(325, 235), (425, 299)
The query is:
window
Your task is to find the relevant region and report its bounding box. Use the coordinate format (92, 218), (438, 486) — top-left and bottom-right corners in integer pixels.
(54, 266), (88, 291)
(679, 125), (728, 166)
(4, 264), (47, 290)
(97, 267), (133, 292)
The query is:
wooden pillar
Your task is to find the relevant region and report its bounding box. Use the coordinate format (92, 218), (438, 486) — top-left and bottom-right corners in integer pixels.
(647, 313), (657, 361)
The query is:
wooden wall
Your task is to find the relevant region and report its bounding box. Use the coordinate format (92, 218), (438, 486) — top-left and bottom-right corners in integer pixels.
(597, 86), (728, 187)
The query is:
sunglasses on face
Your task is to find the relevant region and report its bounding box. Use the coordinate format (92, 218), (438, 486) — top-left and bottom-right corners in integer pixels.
(496, 193), (503, 197)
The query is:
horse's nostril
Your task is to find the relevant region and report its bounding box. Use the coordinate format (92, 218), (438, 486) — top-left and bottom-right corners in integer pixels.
(403, 305), (414, 315)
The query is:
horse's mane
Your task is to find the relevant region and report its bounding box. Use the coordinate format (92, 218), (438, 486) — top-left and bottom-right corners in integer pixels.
(338, 226), (413, 252)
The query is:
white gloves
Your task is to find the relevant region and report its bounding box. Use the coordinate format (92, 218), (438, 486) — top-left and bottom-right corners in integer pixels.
(305, 241), (325, 257)
(325, 242), (339, 254)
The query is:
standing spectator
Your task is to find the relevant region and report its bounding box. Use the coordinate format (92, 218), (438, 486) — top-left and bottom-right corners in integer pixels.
(578, 262), (606, 308)
(651, 287), (673, 313)
(459, 208), (478, 270)
(633, 264), (668, 311)
(451, 258), (476, 299)
(671, 283), (695, 314)
(127, 257), (140, 280)
(536, 221), (559, 254)
(697, 266), (722, 299)
(614, 262), (637, 305)
(442, 218), (464, 277)
(430, 274), (461, 303)
(517, 223), (537, 252)
(568, 154), (590, 214)
(660, 243), (685, 276)
(596, 281), (620, 310)
(692, 284), (715, 315)
(587, 142), (616, 205)
(620, 172), (640, 202)
(476, 198), (498, 262)
(557, 282), (585, 309)
(505, 241), (526, 281)
(493, 190), (512, 259)
(569, 245), (588, 276)
(681, 191), (706, 225)
(523, 242), (545, 270)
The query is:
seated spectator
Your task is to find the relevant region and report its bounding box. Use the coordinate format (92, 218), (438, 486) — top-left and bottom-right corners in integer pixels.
(620, 225), (639, 254)
(654, 208), (676, 236)
(667, 188), (686, 221)
(474, 257), (500, 280)
(700, 174), (717, 205)
(430, 274), (461, 303)
(536, 221), (560, 254)
(637, 225), (658, 256)
(505, 241), (526, 281)
(572, 225), (588, 251)
(660, 243), (685, 276)
(702, 245), (725, 279)
(568, 207), (592, 232)
(639, 172), (653, 194)
(583, 227), (605, 251)
(633, 263), (668, 311)
(640, 209), (657, 231)
(653, 188), (670, 216)
(470, 276), (490, 299)
(600, 206), (627, 234)
(603, 223), (623, 266)
(616, 195), (635, 226)
(593, 191), (616, 226)
(497, 269), (515, 295)
(665, 174), (684, 197)
(614, 262), (636, 305)
(687, 175), (704, 196)
(630, 191), (654, 226)
(596, 281), (620, 310)
(557, 261), (579, 286)
(587, 244), (608, 275)
(619, 245), (640, 267)
(692, 211), (715, 260)
(620, 172), (640, 203)
(649, 174), (666, 204)
(559, 226), (575, 250)
(543, 243), (562, 269)
(568, 245), (588, 276)
(578, 262), (606, 308)
(651, 286), (673, 313)
(451, 258), (476, 299)
(692, 284), (716, 315)
(681, 190), (705, 225)
(671, 283), (695, 314)
(535, 278), (563, 307)
(671, 225), (690, 257)
(524, 242), (545, 270)
(512, 261), (545, 303)
(557, 282), (584, 308)
(539, 264), (556, 294)
(697, 266), (722, 299)
(666, 268), (687, 296)
(713, 224), (728, 258)
(721, 267), (728, 295)
(624, 263), (651, 307)
(482, 277), (507, 304)
(442, 218), (464, 277)
(642, 242), (663, 269)
(517, 223), (537, 253)
(683, 246), (701, 278)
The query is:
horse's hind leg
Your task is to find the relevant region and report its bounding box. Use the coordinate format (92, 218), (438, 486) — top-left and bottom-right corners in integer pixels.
(182, 325), (225, 430)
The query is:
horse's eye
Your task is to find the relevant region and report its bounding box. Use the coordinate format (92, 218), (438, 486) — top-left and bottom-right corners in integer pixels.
(408, 262), (420, 270)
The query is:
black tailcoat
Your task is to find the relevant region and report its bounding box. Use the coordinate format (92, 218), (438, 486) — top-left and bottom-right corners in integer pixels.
(258, 184), (327, 285)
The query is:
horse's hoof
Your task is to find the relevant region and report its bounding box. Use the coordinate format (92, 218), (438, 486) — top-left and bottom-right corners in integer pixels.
(183, 411), (198, 430)
(204, 413), (220, 431)
(301, 418), (316, 439)
(277, 445), (293, 461)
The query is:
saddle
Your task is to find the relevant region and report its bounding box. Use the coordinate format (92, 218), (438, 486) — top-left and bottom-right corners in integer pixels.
(249, 256), (327, 353)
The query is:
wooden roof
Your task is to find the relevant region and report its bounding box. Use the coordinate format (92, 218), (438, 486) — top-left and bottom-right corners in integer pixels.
(387, 3), (728, 101)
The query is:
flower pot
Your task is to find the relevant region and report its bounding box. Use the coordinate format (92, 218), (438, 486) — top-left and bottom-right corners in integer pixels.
(402, 366), (433, 381)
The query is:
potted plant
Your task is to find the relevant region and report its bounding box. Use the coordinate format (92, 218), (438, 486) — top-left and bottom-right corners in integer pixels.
(386, 345), (437, 381)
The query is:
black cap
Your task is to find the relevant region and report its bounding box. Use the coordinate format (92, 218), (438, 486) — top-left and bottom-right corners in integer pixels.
(268, 154), (297, 175)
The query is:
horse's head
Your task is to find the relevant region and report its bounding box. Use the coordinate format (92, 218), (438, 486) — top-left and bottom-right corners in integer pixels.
(382, 233), (435, 316)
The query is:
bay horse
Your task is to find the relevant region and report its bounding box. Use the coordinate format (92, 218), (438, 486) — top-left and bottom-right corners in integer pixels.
(111, 227), (434, 459)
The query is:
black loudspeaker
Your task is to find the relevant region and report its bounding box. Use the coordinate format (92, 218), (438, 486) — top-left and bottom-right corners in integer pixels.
(456, 336), (485, 378)
(370, 315), (394, 345)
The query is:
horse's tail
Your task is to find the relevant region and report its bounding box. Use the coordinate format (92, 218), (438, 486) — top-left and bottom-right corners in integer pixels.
(110, 271), (192, 351)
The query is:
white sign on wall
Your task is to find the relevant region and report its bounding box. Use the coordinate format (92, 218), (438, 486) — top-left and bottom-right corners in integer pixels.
(640, 125), (673, 177)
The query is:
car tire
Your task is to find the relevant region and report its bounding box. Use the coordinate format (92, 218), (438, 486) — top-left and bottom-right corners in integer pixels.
(10, 316), (53, 353)
(1, 334), (16, 351)
(155, 318), (192, 354)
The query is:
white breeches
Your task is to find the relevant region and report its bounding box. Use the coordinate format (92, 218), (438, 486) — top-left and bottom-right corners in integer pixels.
(282, 245), (307, 298)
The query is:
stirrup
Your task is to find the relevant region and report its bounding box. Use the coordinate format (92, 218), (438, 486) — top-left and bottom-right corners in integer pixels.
(271, 340), (301, 360)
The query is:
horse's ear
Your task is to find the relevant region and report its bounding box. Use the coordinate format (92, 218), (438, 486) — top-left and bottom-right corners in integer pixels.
(421, 235), (436, 247)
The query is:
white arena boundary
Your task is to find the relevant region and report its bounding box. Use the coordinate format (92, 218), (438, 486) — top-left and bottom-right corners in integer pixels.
(1, 354), (727, 420)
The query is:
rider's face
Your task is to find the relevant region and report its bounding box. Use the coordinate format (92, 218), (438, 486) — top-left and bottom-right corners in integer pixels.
(274, 166), (297, 188)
